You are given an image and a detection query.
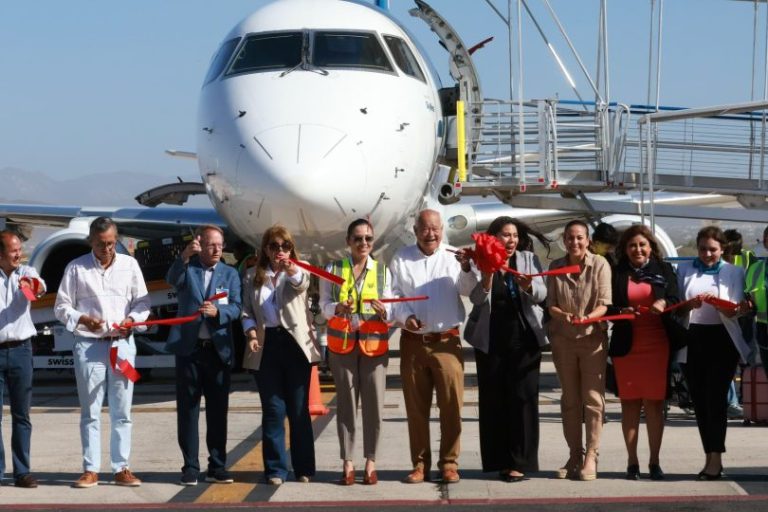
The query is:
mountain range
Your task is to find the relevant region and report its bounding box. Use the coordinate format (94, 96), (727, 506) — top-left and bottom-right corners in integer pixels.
(0, 166), (204, 207)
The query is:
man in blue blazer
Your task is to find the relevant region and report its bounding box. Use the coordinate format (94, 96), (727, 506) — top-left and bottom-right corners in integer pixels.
(166, 225), (242, 486)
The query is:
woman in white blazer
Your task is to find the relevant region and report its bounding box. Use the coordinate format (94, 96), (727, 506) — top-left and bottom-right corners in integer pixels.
(464, 217), (550, 482)
(241, 225), (321, 486)
(675, 226), (750, 480)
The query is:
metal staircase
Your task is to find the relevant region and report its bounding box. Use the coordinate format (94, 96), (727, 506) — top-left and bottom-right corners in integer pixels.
(443, 98), (768, 223)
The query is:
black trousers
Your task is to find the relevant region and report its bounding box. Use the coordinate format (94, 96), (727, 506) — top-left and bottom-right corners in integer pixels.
(175, 344), (231, 474)
(475, 342), (541, 473)
(684, 324), (739, 454)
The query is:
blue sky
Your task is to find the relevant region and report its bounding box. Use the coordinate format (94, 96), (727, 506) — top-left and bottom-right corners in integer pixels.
(0, 0), (765, 184)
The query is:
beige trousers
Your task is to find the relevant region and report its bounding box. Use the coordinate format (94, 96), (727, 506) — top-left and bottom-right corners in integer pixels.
(551, 331), (607, 455)
(329, 346), (388, 461)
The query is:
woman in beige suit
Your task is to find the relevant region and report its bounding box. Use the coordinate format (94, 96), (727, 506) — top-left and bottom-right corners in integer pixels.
(241, 225), (321, 486)
(547, 220), (612, 481)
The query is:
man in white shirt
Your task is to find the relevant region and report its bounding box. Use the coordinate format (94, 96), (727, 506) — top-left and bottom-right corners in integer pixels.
(0, 230), (46, 488)
(390, 209), (477, 484)
(54, 217), (150, 489)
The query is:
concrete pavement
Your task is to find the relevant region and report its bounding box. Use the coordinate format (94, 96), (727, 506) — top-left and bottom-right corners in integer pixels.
(1, 336), (767, 509)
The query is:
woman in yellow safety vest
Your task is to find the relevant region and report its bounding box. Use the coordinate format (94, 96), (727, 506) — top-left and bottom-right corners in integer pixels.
(319, 219), (392, 486)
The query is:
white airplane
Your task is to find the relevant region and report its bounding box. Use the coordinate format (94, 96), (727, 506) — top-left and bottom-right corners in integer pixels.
(2, 0), (607, 272)
(2, 0), (683, 363)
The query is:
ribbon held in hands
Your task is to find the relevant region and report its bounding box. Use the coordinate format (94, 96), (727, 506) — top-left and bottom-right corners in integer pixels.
(703, 296), (738, 310)
(468, 233), (509, 273)
(507, 265), (581, 278)
(112, 291), (229, 329)
(19, 277), (43, 301)
(571, 313), (636, 325)
(363, 296), (429, 304)
(290, 258), (345, 286)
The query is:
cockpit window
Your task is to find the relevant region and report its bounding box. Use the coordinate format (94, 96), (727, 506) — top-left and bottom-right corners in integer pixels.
(204, 37), (241, 85)
(227, 32), (303, 74)
(383, 35), (426, 82)
(312, 31), (393, 72)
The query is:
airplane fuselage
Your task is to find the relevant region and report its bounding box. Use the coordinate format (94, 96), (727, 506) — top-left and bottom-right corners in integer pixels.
(197, 0), (443, 258)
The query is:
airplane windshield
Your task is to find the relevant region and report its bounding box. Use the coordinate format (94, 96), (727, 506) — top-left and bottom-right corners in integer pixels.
(383, 35), (426, 83)
(204, 37), (241, 85)
(312, 31), (393, 72)
(227, 32), (303, 74)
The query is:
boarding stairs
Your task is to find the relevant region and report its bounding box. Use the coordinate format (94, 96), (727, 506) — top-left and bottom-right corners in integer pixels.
(443, 98), (768, 223)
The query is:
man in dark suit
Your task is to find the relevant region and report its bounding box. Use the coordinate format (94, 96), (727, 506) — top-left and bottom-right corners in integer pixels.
(166, 225), (242, 486)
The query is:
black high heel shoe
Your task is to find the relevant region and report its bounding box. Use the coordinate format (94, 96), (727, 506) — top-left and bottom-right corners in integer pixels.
(696, 466), (723, 481)
(625, 464), (640, 480)
(648, 464), (665, 481)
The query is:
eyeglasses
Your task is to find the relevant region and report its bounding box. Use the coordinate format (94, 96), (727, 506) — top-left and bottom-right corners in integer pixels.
(352, 235), (374, 244)
(267, 241), (293, 253)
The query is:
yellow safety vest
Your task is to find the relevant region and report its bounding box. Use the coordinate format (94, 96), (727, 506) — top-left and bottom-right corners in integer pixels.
(746, 258), (767, 324)
(733, 250), (755, 270)
(326, 258), (389, 357)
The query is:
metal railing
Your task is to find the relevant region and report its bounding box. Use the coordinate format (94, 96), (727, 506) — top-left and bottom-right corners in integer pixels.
(458, 98), (625, 195)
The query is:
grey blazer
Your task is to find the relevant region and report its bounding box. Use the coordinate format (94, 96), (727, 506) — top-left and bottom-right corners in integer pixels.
(464, 250), (549, 353)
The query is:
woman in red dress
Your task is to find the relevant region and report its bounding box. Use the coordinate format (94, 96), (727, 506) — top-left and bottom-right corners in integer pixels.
(607, 225), (680, 481)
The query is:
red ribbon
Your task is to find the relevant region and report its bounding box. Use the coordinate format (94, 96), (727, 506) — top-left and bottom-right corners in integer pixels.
(703, 296), (738, 310)
(19, 277), (42, 302)
(571, 313), (636, 325)
(290, 259), (345, 286)
(508, 265), (581, 278)
(109, 346), (141, 383)
(363, 295), (429, 304)
(113, 291), (229, 329)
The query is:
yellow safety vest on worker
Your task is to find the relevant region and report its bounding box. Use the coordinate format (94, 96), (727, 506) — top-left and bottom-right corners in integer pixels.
(326, 258), (389, 357)
(746, 257), (767, 324)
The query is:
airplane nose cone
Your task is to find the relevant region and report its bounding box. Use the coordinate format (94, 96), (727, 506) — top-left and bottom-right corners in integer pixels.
(247, 123), (368, 211)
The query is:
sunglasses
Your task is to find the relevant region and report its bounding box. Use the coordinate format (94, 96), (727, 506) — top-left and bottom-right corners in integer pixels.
(267, 241), (293, 252)
(352, 235), (374, 244)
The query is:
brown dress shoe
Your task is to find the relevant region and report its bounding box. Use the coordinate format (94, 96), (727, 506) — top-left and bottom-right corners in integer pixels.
(73, 471), (98, 488)
(362, 470), (378, 485)
(403, 467), (425, 484)
(114, 468), (142, 487)
(14, 474), (38, 488)
(441, 468), (460, 484)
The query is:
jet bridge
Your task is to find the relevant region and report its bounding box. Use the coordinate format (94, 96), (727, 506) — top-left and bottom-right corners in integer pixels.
(443, 98), (768, 224)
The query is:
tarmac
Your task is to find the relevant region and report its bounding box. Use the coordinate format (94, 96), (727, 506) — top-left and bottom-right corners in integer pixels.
(1, 332), (767, 511)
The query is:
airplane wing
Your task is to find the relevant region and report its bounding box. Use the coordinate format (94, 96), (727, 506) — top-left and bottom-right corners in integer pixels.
(0, 204), (227, 240)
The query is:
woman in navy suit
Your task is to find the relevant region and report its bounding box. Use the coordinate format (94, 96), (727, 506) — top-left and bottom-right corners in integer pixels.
(464, 216), (550, 482)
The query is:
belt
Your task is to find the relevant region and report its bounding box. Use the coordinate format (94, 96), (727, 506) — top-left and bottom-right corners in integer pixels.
(403, 328), (460, 344)
(197, 338), (214, 349)
(265, 326), (286, 333)
(0, 339), (28, 349)
(96, 336), (122, 342)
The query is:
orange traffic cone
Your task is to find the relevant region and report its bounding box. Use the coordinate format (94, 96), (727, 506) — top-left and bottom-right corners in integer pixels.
(308, 365), (329, 416)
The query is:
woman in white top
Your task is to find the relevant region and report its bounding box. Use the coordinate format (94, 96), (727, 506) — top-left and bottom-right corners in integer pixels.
(241, 225), (320, 485)
(675, 226), (750, 480)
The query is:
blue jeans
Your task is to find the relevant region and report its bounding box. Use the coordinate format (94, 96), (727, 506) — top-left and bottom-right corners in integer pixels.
(0, 339), (33, 480)
(73, 336), (136, 473)
(255, 327), (314, 480)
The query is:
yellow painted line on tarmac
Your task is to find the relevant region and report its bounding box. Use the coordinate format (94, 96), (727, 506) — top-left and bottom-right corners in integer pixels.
(194, 389), (336, 504)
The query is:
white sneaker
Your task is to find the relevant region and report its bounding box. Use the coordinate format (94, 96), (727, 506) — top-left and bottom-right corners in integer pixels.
(727, 404), (744, 419)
